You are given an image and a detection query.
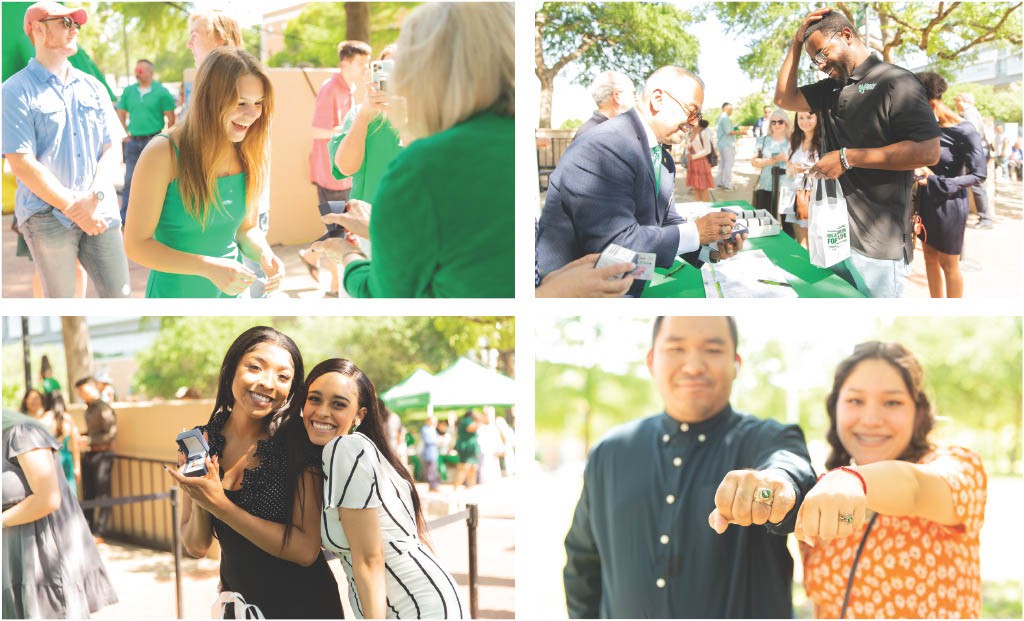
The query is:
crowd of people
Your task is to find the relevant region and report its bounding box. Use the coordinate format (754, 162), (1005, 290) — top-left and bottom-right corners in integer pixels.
(536, 7), (1016, 299)
(4, 1), (514, 299)
(564, 316), (986, 619)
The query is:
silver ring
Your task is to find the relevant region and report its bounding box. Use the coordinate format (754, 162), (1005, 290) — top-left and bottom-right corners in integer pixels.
(719, 225), (731, 235)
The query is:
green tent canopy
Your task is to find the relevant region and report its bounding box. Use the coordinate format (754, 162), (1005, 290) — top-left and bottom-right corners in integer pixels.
(380, 368), (434, 411)
(3, 1), (115, 99)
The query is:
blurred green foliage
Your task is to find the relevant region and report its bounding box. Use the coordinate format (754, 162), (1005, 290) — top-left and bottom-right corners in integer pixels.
(560, 118), (584, 130)
(2, 344), (68, 411)
(77, 3), (196, 88)
(536, 317), (1021, 474)
(267, 3), (416, 68)
(133, 316), (513, 399)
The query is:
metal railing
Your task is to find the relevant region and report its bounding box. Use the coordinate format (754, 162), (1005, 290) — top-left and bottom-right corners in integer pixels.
(536, 131), (574, 192)
(80, 485), (184, 618)
(86, 453), (481, 620)
(426, 503), (480, 619)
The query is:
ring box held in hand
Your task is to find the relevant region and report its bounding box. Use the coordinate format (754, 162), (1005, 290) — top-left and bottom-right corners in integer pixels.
(176, 428), (210, 478)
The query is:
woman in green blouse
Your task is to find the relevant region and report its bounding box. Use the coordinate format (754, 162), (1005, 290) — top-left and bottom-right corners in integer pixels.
(311, 3), (514, 298)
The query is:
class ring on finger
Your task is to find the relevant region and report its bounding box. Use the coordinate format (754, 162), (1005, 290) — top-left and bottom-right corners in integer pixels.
(753, 487), (774, 505)
(839, 512), (855, 525)
(719, 225), (731, 235)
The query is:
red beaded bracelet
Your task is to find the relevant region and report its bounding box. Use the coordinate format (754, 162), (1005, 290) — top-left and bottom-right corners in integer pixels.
(816, 466), (868, 495)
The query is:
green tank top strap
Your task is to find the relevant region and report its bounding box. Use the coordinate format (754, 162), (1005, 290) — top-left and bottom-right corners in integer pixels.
(156, 133), (180, 159)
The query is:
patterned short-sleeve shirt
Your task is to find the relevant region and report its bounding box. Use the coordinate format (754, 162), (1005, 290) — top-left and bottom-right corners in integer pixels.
(802, 446), (986, 618)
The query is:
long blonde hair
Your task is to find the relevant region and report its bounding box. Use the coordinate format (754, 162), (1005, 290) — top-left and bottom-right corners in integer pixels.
(392, 3), (513, 142)
(170, 47), (273, 228)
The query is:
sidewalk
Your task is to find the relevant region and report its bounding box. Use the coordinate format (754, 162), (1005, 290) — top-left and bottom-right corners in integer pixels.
(91, 476), (515, 619)
(2, 214), (345, 299)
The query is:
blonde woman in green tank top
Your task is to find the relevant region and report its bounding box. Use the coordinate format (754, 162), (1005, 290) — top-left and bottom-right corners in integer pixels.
(124, 48), (284, 298)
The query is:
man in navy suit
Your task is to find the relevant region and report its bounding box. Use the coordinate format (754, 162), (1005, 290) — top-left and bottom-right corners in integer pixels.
(536, 66), (744, 297)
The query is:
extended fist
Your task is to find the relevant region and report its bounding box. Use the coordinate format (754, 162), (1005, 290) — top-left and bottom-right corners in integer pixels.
(708, 469), (797, 533)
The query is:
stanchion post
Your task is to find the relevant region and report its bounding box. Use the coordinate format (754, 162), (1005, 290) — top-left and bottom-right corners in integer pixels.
(170, 486), (184, 619)
(467, 503), (479, 619)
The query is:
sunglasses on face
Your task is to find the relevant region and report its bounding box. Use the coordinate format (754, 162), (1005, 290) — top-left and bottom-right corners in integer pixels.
(40, 16), (81, 31)
(770, 120), (786, 126)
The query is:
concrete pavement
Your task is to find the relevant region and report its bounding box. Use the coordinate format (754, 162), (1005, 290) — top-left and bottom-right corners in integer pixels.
(89, 476), (515, 619)
(2, 215), (347, 299)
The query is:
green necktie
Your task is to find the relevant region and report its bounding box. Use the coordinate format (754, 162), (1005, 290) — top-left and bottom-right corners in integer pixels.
(652, 145), (662, 193)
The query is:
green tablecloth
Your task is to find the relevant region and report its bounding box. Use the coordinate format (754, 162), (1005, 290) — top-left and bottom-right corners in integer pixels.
(641, 201), (864, 298)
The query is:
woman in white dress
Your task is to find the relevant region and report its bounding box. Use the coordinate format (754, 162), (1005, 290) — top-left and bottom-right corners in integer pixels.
(782, 110), (821, 248)
(302, 358), (466, 619)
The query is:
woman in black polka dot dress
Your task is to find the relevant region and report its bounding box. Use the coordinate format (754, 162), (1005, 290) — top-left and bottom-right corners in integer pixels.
(166, 327), (343, 618)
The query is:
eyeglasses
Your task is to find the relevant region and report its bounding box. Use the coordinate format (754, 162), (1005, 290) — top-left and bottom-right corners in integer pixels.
(769, 120), (786, 126)
(660, 89), (702, 127)
(808, 31), (839, 71)
(40, 16), (81, 31)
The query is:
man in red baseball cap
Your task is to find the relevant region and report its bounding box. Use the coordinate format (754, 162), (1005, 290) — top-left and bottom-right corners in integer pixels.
(23, 1), (88, 42)
(4, 0), (131, 298)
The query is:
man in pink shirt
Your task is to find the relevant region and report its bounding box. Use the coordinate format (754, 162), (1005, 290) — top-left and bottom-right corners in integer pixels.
(301, 40), (371, 296)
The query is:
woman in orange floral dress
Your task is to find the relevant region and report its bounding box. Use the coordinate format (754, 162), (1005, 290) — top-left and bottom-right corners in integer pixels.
(797, 342), (986, 618)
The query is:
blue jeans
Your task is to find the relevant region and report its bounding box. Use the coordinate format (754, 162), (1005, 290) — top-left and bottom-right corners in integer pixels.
(121, 136), (153, 223)
(20, 209), (131, 297)
(831, 249), (909, 298)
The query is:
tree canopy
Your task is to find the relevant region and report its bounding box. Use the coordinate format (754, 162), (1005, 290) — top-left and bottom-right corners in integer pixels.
(712, 1), (1022, 107)
(267, 2), (416, 68)
(535, 2), (701, 127)
(132, 316), (514, 401)
(76, 2), (196, 88)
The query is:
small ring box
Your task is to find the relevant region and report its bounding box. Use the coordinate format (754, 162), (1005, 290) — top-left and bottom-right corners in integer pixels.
(730, 222), (749, 243)
(176, 429), (210, 478)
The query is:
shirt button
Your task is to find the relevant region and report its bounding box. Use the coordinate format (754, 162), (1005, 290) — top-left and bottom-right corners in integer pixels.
(662, 434), (670, 444)
(698, 434), (706, 442)
(656, 578), (666, 589)
(660, 534), (670, 544)
(673, 457), (683, 467)
(666, 494), (675, 504)
(679, 423), (689, 432)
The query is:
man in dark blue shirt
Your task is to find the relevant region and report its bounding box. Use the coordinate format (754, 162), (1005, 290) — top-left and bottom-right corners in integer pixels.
(564, 316), (816, 618)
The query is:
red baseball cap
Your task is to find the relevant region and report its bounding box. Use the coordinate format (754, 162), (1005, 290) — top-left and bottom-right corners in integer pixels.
(23, 1), (89, 38)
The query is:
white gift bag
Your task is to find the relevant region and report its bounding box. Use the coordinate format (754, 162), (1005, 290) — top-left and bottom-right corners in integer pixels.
(212, 592), (265, 619)
(807, 178), (852, 268)
(777, 176), (796, 218)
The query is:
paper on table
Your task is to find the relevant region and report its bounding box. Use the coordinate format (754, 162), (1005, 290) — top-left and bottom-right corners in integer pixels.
(701, 249), (798, 298)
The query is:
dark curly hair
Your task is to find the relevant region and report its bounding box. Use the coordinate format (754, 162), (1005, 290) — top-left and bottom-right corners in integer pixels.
(824, 341), (935, 470)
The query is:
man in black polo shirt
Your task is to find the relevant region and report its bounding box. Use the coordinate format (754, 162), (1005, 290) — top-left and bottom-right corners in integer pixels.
(774, 8), (940, 298)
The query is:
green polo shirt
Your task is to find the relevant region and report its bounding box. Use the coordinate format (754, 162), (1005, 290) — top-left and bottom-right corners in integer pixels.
(343, 111), (513, 298)
(328, 108), (403, 202)
(117, 80), (175, 136)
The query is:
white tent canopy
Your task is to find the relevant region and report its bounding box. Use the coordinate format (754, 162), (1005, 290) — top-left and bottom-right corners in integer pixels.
(380, 357), (515, 413)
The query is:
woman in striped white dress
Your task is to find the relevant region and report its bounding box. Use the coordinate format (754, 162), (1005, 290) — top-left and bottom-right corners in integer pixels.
(302, 358), (466, 619)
